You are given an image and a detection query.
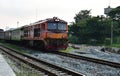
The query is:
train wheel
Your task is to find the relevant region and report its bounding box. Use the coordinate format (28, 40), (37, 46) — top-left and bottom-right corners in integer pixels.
(34, 40), (45, 50)
(39, 41), (45, 50)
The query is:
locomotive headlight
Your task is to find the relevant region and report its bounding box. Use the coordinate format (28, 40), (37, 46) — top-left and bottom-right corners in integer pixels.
(55, 19), (60, 21)
(53, 17), (60, 22)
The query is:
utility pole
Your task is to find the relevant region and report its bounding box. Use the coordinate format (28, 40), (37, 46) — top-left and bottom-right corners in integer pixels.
(104, 4), (113, 45)
(110, 19), (113, 45)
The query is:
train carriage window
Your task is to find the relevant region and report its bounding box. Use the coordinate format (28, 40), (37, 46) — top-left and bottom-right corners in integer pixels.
(34, 28), (40, 37)
(24, 30), (28, 37)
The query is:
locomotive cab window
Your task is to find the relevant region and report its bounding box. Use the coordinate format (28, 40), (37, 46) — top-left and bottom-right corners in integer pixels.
(58, 23), (66, 30)
(48, 23), (66, 31)
(34, 28), (40, 37)
(48, 23), (57, 30)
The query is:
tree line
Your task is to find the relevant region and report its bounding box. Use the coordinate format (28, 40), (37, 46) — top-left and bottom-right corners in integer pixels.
(68, 6), (120, 45)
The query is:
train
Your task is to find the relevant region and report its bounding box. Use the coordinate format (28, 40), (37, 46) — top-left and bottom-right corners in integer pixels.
(0, 29), (4, 40)
(0, 17), (68, 51)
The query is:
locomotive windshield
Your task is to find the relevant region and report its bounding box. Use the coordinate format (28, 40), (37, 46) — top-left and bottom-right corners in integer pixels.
(58, 23), (66, 30)
(48, 23), (66, 31)
(48, 23), (57, 30)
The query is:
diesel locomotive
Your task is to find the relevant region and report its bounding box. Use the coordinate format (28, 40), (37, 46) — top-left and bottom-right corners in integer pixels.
(1, 17), (68, 51)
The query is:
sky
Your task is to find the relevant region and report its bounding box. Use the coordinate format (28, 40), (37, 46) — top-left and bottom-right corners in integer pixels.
(0, 0), (120, 30)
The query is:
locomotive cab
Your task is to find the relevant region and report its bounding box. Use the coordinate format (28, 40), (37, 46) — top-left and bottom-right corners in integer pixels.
(45, 17), (68, 50)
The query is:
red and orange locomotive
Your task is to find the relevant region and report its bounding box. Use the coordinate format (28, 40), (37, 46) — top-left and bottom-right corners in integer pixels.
(4, 17), (68, 51)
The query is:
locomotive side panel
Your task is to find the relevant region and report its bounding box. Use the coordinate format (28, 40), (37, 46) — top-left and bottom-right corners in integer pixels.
(22, 23), (47, 40)
(33, 24), (41, 40)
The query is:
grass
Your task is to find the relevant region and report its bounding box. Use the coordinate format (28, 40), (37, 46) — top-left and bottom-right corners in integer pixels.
(0, 42), (28, 54)
(87, 42), (120, 48)
(106, 44), (120, 48)
(60, 46), (74, 53)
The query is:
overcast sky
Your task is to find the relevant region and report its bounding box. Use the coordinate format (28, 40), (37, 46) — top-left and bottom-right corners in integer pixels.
(0, 0), (120, 30)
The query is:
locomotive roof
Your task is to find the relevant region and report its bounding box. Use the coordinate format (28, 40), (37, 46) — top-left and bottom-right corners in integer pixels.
(5, 17), (67, 31)
(30, 17), (67, 25)
(46, 17), (67, 23)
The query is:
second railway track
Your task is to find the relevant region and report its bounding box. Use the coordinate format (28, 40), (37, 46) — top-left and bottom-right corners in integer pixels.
(54, 52), (120, 68)
(0, 45), (85, 76)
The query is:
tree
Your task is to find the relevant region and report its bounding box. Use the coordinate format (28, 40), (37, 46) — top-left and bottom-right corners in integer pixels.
(74, 10), (91, 23)
(86, 16), (106, 43)
(69, 8), (120, 45)
(69, 10), (91, 44)
(108, 6), (120, 19)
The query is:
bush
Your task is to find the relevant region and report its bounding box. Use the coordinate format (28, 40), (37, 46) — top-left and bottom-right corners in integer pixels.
(104, 38), (111, 45)
(68, 35), (79, 44)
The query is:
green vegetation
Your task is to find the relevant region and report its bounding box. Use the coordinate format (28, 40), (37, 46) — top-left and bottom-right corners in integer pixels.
(0, 42), (28, 54)
(0, 40), (4, 42)
(61, 47), (74, 53)
(105, 44), (120, 48)
(69, 6), (120, 46)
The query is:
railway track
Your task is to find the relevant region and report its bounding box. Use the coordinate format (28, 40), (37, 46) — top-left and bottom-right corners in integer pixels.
(55, 52), (120, 68)
(0, 45), (85, 76)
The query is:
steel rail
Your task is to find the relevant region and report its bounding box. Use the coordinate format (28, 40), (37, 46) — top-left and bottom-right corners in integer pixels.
(0, 45), (85, 76)
(55, 52), (120, 68)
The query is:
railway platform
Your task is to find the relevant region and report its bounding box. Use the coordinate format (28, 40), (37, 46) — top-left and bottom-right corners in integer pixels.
(0, 54), (16, 76)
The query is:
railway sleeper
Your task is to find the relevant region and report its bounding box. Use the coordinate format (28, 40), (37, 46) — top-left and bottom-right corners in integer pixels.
(0, 45), (85, 76)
